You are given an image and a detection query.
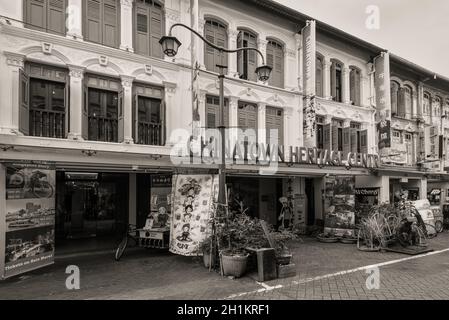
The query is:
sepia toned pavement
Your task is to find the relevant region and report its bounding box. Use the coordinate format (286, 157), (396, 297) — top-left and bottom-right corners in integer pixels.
(0, 232), (449, 300)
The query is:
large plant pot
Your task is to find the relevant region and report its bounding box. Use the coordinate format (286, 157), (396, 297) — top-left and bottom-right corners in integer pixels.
(276, 253), (292, 265)
(221, 253), (249, 278)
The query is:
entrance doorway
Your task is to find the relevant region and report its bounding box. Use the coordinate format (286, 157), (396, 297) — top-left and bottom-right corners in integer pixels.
(305, 178), (315, 226)
(55, 172), (129, 244)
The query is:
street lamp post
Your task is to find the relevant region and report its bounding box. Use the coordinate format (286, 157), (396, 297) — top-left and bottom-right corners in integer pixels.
(160, 23), (272, 207)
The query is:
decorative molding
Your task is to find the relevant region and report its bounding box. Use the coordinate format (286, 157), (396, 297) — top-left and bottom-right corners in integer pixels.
(198, 18), (206, 31)
(99, 55), (108, 67)
(284, 48), (296, 58)
(228, 29), (239, 39)
(120, 75), (135, 88)
(257, 39), (268, 48)
(41, 42), (53, 54)
(165, 8), (181, 23)
(68, 65), (86, 79)
(4, 51), (25, 68)
(120, 0), (133, 7)
(163, 81), (177, 94)
(144, 64), (153, 75)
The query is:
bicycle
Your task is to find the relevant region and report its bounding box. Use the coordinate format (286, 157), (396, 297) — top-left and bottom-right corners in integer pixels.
(115, 224), (138, 261)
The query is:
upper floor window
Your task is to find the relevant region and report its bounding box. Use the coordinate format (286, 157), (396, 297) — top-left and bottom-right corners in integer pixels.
(133, 83), (165, 146)
(266, 106), (283, 146)
(434, 96), (442, 117)
(316, 54), (324, 97)
(237, 30), (258, 82)
(403, 86), (413, 119)
(19, 63), (69, 138)
(24, 0), (67, 35)
(349, 67), (361, 106)
(266, 40), (284, 88)
(205, 95), (229, 128)
(134, 0), (164, 58)
(83, 0), (120, 48)
(330, 60), (343, 103)
(423, 92), (431, 116)
(390, 81), (400, 115)
(204, 19), (228, 74)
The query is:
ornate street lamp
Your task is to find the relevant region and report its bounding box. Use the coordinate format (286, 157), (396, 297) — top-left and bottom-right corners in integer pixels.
(160, 23), (271, 207)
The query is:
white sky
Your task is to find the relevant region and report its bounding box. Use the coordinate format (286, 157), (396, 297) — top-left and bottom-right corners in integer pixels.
(276, 0), (449, 78)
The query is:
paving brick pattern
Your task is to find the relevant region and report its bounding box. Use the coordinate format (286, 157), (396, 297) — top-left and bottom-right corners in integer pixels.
(0, 232), (448, 300)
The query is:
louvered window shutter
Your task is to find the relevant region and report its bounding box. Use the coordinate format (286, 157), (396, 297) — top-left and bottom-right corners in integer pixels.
(343, 127), (351, 155)
(82, 80), (89, 140)
(19, 69), (30, 136)
(103, 0), (118, 48)
(323, 123), (331, 150)
(332, 125), (338, 151)
(360, 130), (368, 154)
(85, 0), (101, 43)
(247, 34), (257, 82)
(150, 5), (163, 58)
(133, 94), (138, 143)
(316, 57), (323, 97)
(391, 83), (398, 115)
(27, 0), (46, 31)
(204, 22), (216, 72)
(47, 0), (66, 34)
(331, 62), (337, 101)
(398, 87), (406, 118)
(135, 6), (149, 56)
(350, 128), (358, 153)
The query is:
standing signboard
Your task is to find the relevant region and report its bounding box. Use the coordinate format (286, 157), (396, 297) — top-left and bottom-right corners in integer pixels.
(1, 162), (56, 279)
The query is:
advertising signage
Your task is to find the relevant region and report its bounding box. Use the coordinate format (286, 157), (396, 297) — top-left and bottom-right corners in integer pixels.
(1, 162), (56, 279)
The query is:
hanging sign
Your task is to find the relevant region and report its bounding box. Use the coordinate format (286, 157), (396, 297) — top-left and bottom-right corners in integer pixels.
(374, 52), (392, 150)
(302, 20), (317, 142)
(1, 162), (56, 279)
(169, 175), (218, 256)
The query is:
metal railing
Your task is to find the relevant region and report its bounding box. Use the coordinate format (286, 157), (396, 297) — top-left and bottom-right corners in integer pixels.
(137, 121), (163, 146)
(30, 109), (65, 139)
(88, 116), (118, 143)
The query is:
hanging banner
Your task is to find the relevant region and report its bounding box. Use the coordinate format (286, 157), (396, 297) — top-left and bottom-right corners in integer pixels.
(1, 162), (56, 279)
(323, 176), (356, 237)
(169, 175), (218, 256)
(374, 52), (392, 150)
(302, 20), (317, 143)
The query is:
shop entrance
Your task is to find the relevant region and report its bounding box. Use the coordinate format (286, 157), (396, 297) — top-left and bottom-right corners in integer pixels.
(55, 172), (129, 250)
(305, 178), (315, 226)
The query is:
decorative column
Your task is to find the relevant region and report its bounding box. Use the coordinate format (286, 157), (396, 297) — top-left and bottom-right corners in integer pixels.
(323, 57), (332, 100)
(1, 52), (25, 134)
(119, 0), (134, 52)
(121, 75), (134, 144)
(164, 81), (177, 146)
(361, 73), (368, 107)
(342, 66), (351, 104)
(295, 33), (302, 92)
(66, 0), (83, 40)
(197, 18), (206, 69)
(284, 48), (296, 90)
(228, 29), (239, 77)
(228, 96), (239, 150)
(257, 102), (267, 146)
(67, 65), (85, 140)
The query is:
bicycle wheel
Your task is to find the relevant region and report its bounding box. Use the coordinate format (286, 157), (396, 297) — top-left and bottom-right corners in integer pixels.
(115, 236), (128, 261)
(435, 220), (444, 233)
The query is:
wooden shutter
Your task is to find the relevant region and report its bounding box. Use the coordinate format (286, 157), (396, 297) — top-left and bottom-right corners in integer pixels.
(19, 69), (30, 135)
(330, 62), (337, 101)
(149, 4), (163, 58)
(266, 107), (283, 145)
(350, 69), (360, 105)
(135, 5), (149, 56)
(323, 123), (331, 150)
(267, 41), (284, 88)
(64, 80), (69, 138)
(331, 125), (338, 151)
(316, 57), (323, 97)
(350, 128), (358, 153)
(103, 0), (118, 48)
(27, 0), (46, 31)
(47, 0), (66, 34)
(398, 87), (406, 118)
(85, 0), (101, 43)
(82, 80), (89, 140)
(133, 94), (138, 142)
(204, 22), (216, 72)
(343, 127), (351, 155)
(360, 129), (368, 154)
(247, 33), (257, 82)
(391, 82), (398, 115)
(117, 87), (124, 142)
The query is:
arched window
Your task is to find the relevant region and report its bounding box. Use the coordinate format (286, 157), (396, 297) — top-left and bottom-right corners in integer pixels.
(237, 29), (258, 82)
(316, 54), (324, 97)
(330, 60), (343, 102)
(349, 66), (361, 106)
(266, 39), (284, 88)
(204, 19), (228, 74)
(434, 96), (442, 117)
(423, 92), (431, 116)
(390, 81), (400, 115)
(134, 0), (165, 58)
(403, 85), (413, 119)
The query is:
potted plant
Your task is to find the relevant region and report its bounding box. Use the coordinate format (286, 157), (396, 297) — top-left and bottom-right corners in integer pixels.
(317, 229), (339, 243)
(269, 228), (299, 265)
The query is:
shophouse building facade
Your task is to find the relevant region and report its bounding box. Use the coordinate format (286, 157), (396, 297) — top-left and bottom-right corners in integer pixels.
(0, 0), (448, 256)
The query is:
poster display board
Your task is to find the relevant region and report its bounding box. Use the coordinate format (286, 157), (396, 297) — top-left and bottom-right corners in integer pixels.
(355, 188), (379, 224)
(169, 175), (218, 256)
(1, 162), (56, 279)
(324, 176), (356, 237)
(413, 199), (436, 236)
(148, 175), (172, 229)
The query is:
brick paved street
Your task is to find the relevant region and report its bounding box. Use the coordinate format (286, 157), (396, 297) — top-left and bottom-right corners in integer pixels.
(0, 232), (448, 300)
